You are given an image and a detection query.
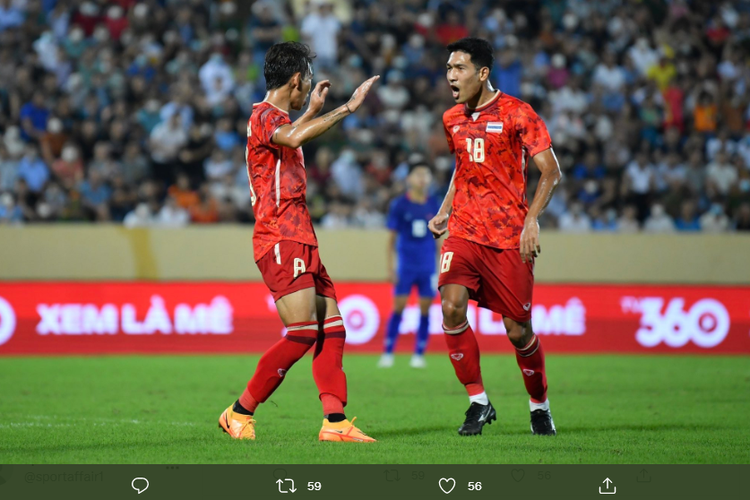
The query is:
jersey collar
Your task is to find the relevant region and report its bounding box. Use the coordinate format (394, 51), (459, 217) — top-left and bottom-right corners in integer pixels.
(253, 101), (290, 115)
(465, 90), (502, 113)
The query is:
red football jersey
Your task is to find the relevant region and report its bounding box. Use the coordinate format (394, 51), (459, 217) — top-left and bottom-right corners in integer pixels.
(246, 101), (317, 261)
(443, 91), (552, 249)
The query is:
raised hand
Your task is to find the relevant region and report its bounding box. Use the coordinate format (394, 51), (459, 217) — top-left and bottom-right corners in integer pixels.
(346, 76), (380, 113)
(307, 80), (331, 116)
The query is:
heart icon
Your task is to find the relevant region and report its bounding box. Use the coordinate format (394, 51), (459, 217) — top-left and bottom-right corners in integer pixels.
(439, 477), (456, 494)
(512, 469), (525, 482)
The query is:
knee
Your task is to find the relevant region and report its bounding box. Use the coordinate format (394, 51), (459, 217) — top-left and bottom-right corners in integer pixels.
(506, 321), (531, 347)
(441, 299), (467, 327)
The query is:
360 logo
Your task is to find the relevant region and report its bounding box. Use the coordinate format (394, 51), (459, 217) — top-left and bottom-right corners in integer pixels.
(0, 296), (17, 346)
(622, 297), (730, 348)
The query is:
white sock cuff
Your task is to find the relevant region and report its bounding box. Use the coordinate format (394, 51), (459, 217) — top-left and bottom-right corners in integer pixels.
(530, 399), (550, 412)
(469, 391), (489, 406)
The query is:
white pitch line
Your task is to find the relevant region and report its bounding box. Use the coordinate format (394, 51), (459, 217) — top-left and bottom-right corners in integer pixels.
(0, 415), (197, 429)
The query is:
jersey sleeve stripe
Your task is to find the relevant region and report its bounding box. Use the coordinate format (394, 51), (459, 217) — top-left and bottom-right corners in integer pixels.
(275, 158), (281, 207)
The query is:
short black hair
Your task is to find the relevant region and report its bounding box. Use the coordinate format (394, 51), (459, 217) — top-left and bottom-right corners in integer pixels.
(264, 42), (315, 90)
(446, 37), (494, 72)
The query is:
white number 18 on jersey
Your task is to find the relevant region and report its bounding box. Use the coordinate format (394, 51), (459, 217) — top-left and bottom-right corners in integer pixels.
(465, 138), (485, 163)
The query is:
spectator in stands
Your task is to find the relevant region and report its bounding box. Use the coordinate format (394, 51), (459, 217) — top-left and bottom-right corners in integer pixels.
(699, 202), (731, 232)
(643, 203), (675, 233)
(78, 169), (111, 221)
(675, 200), (701, 231)
(617, 205), (640, 233)
(39, 118), (67, 165)
(735, 203), (750, 231)
(157, 195), (190, 228)
(0, 0), (24, 33)
(17, 145), (49, 194)
(706, 151), (738, 198)
(50, 143), (84, 190)
(622, 151), (655, 222)
(123, 202), (155, 228)
(0, 144), (19, 192)
(189, 187), (219, 224)
(0, 192), (22, 224)
(149, 113), (187, 186)
(19, 91), (50, 142)
(301, 0), (341, 69)
(249, 3), (282, 62)
(558, 202), (592, 233)
(108, 175), (137, 222)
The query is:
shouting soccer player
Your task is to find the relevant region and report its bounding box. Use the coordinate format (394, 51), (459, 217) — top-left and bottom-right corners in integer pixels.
(428, 38), (561, 436)
(379, 161), (441, 369)
(219, 42), (379, 442)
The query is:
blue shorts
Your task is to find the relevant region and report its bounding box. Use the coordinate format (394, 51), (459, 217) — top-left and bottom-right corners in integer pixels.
(395, 270), (436, 298)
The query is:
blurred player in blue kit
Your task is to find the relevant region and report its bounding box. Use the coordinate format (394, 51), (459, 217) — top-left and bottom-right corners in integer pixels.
(379, 161), (441, 368)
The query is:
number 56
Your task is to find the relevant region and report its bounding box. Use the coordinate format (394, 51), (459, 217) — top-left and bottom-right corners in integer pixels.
(468, 482), (482, 490)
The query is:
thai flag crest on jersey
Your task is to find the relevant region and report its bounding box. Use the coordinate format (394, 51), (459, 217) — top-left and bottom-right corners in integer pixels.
(486, 122), (503, 133)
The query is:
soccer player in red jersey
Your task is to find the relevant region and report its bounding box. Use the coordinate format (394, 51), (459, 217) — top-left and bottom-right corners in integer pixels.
(428, 38), (562, 436)
(218, 42), (379, 442)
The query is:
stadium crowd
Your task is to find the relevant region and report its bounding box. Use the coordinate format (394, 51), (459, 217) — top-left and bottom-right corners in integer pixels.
(1, 0), (750, 232)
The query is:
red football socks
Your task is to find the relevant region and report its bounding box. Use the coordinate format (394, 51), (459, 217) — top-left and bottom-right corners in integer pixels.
(514, 334), (548, 403)
(238, 390), (259, 414)
(313, 315), (348, 414)
(245, 320), (318, 404)
(443, 320), (485, 396)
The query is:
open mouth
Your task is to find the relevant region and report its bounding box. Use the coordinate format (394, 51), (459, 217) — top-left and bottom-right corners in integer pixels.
(450, 85), (460, 99)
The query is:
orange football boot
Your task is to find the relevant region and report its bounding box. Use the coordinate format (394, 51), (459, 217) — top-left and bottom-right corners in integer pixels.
(218, 405), (256, 440)
(319, 417), (376, 443)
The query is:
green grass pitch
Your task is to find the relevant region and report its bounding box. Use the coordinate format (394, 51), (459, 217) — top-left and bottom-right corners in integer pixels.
(1, 354), (748, 464)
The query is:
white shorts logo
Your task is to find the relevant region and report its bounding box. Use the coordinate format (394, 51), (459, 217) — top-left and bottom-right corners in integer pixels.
(450, 353), (464, 361)
(278, 369), (287, 377)
(0, 296), (17, 346)
(522, 369), (535, 376)
(622, 297), (730, 348)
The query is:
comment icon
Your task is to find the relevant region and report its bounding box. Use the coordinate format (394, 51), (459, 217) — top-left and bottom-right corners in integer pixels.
(131, 477), (149, 494)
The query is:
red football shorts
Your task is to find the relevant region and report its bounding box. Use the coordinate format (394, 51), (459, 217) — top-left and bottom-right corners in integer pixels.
(256, 241), (337, 302)
(438, 235), (534, 322)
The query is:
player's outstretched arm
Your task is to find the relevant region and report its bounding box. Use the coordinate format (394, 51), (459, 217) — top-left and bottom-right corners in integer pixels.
(273, 76), (380, 148)
(520, 147), (562, 263)
(292, 80), (331, 127)
(428, 168), (456, 239)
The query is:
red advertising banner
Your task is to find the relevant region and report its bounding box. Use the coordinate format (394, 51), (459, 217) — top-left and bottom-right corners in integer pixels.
(0, 282), (748, 355)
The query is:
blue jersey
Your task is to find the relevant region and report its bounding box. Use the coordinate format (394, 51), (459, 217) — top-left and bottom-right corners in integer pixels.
(387, 194), (440, 274)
